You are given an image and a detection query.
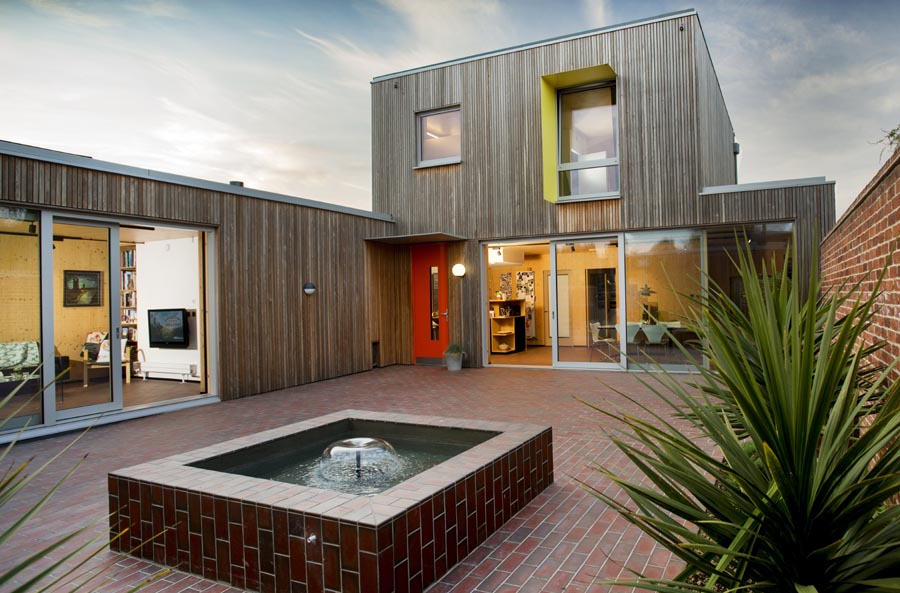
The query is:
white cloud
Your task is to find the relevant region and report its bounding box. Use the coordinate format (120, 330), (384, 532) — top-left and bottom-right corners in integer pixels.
(124, 0), (186, 19)
(702, 1), (900, 214)
(581, 0), (609, 27)
(25, 0), (114, 28)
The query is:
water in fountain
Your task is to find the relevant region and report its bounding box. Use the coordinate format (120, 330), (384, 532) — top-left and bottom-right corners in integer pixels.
(314, 437), (406, 493)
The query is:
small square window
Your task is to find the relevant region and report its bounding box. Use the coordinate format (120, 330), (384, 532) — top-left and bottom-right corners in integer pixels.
(417, 107), (461, 167)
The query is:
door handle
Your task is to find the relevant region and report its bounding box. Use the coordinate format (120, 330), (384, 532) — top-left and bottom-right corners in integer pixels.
(442, 309), (449, 320)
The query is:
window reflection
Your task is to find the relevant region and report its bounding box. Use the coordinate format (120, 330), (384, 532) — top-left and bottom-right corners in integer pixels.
(419, 108), (461, 164)
(707, 223), (794, 314)
(0, 207), (43, 428)
(624, 230), (703, 368)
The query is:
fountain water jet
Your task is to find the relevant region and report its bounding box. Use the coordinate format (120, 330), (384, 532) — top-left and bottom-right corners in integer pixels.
(317, 437), (404, 488)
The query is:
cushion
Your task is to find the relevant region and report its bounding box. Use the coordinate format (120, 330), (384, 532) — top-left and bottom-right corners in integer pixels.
(96, 340), (111, 364)
(0, 341), (41, 370)
(85, 331), (108, 344)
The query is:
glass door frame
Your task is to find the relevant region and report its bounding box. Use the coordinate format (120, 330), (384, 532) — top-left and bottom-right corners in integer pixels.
(549, 233), (626, 370)
(40, 212), (124, 422)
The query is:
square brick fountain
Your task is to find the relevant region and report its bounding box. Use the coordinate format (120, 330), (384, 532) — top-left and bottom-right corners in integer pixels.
(108, 410), (553, 593)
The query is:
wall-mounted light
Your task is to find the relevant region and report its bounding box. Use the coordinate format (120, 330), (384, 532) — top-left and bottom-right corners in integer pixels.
(303, 282), (316, 296)
(451, 263), (466, 277)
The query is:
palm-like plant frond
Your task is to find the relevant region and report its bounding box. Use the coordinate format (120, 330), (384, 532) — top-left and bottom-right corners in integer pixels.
(586, 244), (900, 592)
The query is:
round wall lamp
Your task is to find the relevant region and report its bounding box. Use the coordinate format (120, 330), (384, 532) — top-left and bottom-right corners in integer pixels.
(451, 263), (466, 277)
(303, 282), (316, 295)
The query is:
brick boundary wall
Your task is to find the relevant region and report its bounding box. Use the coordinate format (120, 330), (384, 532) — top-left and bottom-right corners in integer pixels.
(821, 147), (900, 384)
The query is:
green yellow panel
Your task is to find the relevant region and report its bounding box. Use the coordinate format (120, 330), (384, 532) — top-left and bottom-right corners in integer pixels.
(540, 64), (616, 203)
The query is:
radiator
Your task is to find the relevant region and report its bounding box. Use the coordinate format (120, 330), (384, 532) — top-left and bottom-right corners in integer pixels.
(137, 362), (197, 383)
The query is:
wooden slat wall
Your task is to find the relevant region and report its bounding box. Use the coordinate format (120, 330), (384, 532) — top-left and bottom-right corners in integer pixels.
(693, 20), (737, 189)
(1, 155), (395, 400)
(372, 13), (724, 238)
(699, 183), (837, 292)
(366, 243), (413, 366)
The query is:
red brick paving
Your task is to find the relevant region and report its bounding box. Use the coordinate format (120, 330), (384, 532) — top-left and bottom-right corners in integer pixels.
(2, 366), (685, 592)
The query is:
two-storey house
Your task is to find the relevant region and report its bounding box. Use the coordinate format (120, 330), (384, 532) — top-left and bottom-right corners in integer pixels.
(366, 8), (834, 371)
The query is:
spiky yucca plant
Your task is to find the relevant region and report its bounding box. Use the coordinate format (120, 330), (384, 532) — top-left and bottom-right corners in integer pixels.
(585, 245), (900, 592)
(0, 370), (167, 592)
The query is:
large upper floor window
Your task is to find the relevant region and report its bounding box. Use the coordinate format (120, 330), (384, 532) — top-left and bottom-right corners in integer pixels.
(558, 84), (619, 199)
(417, 107), (461, 167)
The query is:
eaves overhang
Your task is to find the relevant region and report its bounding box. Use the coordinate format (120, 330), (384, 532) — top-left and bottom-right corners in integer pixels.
(366, 232), (467, 245)
(699, 177), (833, 196)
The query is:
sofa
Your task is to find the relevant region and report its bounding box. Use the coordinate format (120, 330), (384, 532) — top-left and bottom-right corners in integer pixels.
(0, 340), (42, 399)
(0, 340), (41, 375)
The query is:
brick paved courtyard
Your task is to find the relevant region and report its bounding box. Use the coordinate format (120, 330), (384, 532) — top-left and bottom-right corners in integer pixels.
(2, 366), (685, 592)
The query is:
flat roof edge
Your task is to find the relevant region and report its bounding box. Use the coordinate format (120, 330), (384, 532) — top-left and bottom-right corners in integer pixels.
(0, 140), (393, 223)
(700, 177), (833, 196)
(371, 8), (697, 83)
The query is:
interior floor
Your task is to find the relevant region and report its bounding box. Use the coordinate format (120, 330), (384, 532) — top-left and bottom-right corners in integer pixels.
(488, 343), (703, 367)
(58, 376), (202, 410)
(7, 375), (202, 421)
(489, 344), (552, 365)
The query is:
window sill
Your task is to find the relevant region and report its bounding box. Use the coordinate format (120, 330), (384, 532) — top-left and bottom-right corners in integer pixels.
(414, 157), (462, 170)
(556, 192), (621, 203)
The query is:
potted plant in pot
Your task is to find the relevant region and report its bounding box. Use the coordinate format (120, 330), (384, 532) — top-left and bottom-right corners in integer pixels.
(444, 343), (466, 371)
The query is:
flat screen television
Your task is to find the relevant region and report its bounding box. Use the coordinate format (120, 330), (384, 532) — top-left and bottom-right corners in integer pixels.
(148, 308), (190, 349)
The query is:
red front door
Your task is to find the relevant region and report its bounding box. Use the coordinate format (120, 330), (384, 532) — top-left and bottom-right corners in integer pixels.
(411, 243), (449, 363)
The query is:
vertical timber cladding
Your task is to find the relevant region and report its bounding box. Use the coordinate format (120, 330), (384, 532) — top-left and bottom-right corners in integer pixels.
(365, 242), (414, 366)
(0, 153), (395, 400)
(371, 13), (725, 238)
(693, 19), (737, 189)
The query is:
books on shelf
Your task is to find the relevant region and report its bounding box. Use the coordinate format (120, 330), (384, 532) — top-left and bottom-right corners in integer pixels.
(120, 248), (135, 268)
(121, 270), (136, 291)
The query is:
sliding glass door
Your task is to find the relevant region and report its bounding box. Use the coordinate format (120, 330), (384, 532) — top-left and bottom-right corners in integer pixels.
(0, 207), (43, 429)
(53, 219), (123, 419)
(551, 236), (624, 369)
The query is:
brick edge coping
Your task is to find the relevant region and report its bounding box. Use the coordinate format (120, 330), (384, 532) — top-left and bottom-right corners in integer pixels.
(109, 409), (550, 527)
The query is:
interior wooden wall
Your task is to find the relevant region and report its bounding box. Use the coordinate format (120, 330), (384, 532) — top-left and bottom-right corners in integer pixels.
(52, 237), (110, 358)
(0, 223), (40, 343)
(1, 154), (395, 400)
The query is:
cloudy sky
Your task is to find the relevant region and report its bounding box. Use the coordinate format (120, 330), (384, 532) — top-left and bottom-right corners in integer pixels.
(1, 0), (897, 216)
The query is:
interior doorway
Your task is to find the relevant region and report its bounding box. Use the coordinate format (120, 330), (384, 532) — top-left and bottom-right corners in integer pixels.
(484, 242), (552, 366)
(484, 236), (624, 369)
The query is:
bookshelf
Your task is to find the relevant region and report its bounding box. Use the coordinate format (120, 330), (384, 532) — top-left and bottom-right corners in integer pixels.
(489, 298), (526, 354)
(120, 245), (138, 344)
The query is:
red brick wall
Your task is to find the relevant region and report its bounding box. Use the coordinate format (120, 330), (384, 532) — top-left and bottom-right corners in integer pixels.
(821, 148), (900, 382)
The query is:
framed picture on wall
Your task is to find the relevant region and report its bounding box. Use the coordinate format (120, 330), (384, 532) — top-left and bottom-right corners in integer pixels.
(63, 270), (103, 307)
